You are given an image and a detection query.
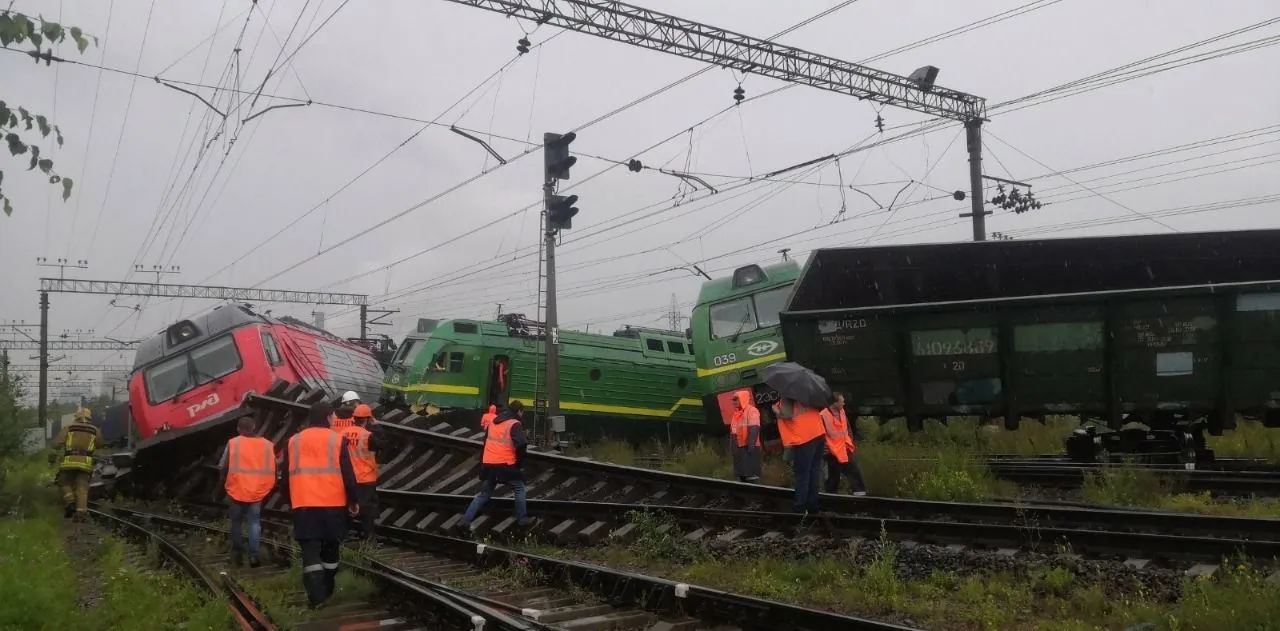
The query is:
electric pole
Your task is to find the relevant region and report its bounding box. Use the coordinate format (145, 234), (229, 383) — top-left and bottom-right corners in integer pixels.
(543, 131), (579, 433)
(38, 290), (48, 431)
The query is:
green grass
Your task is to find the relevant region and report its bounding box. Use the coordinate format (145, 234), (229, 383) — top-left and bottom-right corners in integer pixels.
(0, 457), (231, 631)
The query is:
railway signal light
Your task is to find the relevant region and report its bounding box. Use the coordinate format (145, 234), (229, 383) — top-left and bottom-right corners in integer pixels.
(544, 131), (577, 182)
(547, 194), (579, 231)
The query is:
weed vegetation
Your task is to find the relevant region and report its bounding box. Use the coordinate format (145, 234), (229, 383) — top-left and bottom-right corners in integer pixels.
(572, 417), (1280, 515)
(0, 458), (230, 630)
(515, 510), (1280, 631)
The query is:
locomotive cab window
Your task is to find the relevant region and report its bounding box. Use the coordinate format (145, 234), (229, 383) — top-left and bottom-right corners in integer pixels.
(448, 351), (465, 372)
(261, 332), (283, 365)
(143, 334), (242, 404)
(667, 341), (686, 354)
(710, 298), (755, 339)
(646, 338), (664, 352)
(709, 283), (795, 339)
(430, 351), (447, 371)
(752, 284), (793, 328)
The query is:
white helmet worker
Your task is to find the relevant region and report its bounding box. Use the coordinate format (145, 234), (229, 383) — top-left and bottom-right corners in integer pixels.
(340, 391), (360, 405)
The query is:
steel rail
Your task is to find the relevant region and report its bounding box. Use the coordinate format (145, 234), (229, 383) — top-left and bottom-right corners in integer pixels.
(103, 505), (536, 631)
(376, 489), (1280, 562)
(988, 463), (1280, 495)
(87, 506), (274, 630)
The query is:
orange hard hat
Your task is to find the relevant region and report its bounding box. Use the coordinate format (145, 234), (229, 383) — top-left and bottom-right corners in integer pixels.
(353, 404), (374, 419)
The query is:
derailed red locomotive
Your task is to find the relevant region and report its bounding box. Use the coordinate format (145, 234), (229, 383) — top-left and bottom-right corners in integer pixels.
(117, 303), (384, 492)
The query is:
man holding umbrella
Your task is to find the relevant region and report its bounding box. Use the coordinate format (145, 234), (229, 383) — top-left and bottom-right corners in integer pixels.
(763, 362), (831, 515)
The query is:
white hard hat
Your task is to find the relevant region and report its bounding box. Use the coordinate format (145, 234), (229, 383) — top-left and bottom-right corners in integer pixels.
(341, 391), (360, 404)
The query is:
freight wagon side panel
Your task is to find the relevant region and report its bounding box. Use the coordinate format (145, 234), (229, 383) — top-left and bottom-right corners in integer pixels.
(906, 311), (1003, 416)
(1113, 297), (1220, 413)
(782, 314), (902, 414)
(1233, 292), (1280, 413)
(1007, 305), (1106, 414)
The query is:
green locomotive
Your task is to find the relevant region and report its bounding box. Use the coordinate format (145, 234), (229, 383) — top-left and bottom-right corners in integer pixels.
(381, 314), (705, 442)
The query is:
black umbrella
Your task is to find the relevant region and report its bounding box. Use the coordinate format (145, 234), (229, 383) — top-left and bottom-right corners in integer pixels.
(761, 362), (831, 409)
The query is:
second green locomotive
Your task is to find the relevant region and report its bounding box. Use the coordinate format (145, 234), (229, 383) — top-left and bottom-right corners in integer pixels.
(381, 314), (705, 443)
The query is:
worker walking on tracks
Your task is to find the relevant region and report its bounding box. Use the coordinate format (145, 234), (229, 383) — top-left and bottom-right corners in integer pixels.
(459, 401), (533, 530)
(773, 398), (826, 515)
(283, 400), (359, 610)
(50, 407), (99, 521)
(729, 390), (761, 483)
(340, 404), (387, 540)
(820, 394), (868, 496)
(220, 416), (277, 567)
(480, 404), (498, 430)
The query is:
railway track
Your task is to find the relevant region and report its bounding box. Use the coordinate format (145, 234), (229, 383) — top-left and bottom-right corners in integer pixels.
(986, 460), (1280, 496)
(164, 500), (913, 631)
(95, 503), (544, 630)
(113, 383), (1280, 599)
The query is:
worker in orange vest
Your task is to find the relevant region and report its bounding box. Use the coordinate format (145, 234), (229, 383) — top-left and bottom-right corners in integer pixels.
(773, 396), (827, 515)
(340, 404), (386, 540)
(820, 393), (867, 496)
(282, 400), (358, 610)
(480, 404), (498, 430)
(729, 390), (761, 483)
(219, 416), (277, 567)
(459, 401), (533, 530)
(331, 392), (360, 431)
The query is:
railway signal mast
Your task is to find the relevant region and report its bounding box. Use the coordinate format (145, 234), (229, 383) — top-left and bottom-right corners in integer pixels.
(542, 131), (578, 428)
(445, 0), (991, 239)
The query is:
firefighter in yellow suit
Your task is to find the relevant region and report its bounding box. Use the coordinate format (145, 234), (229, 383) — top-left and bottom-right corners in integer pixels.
(50, 408), (99, 520)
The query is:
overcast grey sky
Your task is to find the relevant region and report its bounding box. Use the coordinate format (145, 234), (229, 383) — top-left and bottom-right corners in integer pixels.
(2, 0), (1278, 387)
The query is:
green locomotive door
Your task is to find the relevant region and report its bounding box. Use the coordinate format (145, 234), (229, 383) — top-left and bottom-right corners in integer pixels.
(488, 356), (510, 408)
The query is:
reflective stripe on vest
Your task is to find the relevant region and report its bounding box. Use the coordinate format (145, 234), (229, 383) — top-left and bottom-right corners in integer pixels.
(60, 425), (96, 472)
(341, 426), (378, 484)
(820, 409), (852, 463)
(226, 436), (276, 503)
(287, 428), (347, 508)
(481, 420), (518, 466)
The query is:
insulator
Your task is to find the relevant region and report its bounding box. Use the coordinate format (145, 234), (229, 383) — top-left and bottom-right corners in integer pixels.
(627, 159), (643, 172)
(733, 86), (745, 103)
(517, 37), (531, 54)
(874, 114), (884, 132)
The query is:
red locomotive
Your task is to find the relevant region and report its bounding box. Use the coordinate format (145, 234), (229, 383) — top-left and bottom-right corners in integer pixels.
(127, 303), (384, 443)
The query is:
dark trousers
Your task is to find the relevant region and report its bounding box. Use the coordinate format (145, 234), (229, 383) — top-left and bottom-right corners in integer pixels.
(352, 483), (378, 539)
(790, 437), (824, 514)
(228, 500), (262, 559)
(462, 478), (529, 524)
(299, 539), (341, 607)
(824, 450), (867, 493)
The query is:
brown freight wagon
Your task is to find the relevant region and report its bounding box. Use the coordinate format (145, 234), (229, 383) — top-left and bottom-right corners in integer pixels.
(779, 228), (1280, 460)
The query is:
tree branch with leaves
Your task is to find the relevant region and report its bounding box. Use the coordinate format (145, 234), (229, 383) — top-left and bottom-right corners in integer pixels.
(0, 10), (96, 216)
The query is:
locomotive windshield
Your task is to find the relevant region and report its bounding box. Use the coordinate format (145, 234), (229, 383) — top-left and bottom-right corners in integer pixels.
(143, 334), (243, 403)
(392, 338), (428, 367)
(709, 284), (793, 339)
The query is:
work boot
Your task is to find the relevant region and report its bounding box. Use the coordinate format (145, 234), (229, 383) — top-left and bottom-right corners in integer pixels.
(63, 503), (75, 519)
(248, 557), (261, 569)
(230, 550), (244, 567)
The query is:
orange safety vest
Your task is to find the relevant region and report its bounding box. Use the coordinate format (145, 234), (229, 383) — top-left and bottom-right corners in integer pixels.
(331, 415), (354, 431)
(225, 435), (277, 503)
(482, 419), (519, 466)
(287, 427), (347, 508)
(341, 425), (378, 484)
(480, 405), (497, 430)
(819, 408), (856, 464)
(729, 390), (761, 448)
(773, 400), (826, 447)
